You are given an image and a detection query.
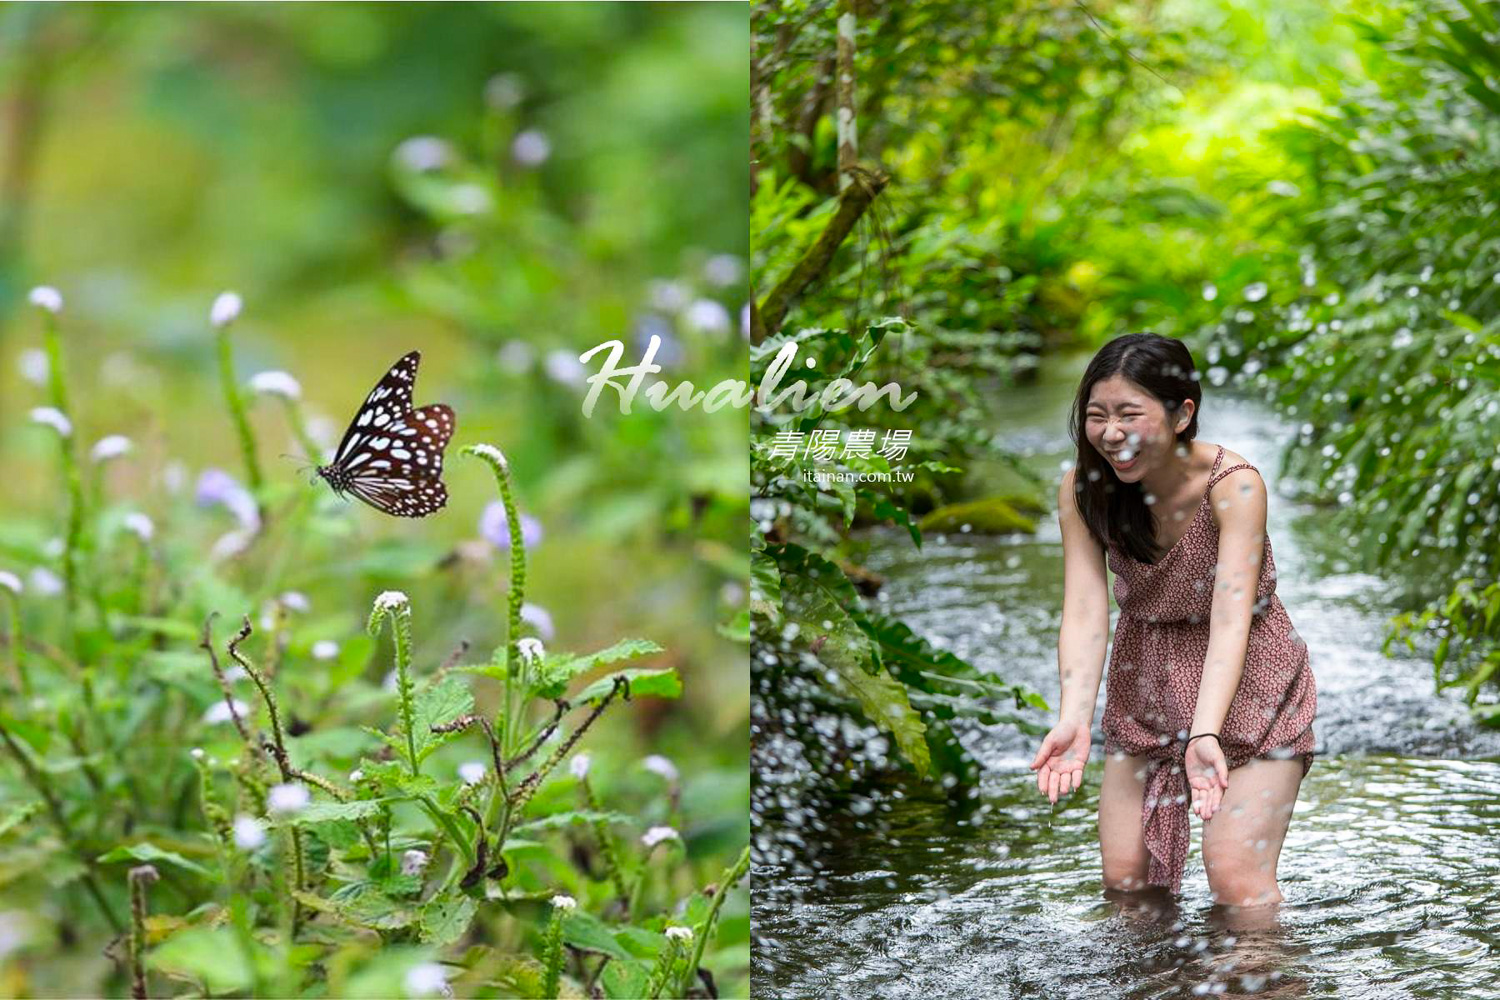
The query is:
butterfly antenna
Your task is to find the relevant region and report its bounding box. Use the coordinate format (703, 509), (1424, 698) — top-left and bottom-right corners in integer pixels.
(278, 452), (320, 483)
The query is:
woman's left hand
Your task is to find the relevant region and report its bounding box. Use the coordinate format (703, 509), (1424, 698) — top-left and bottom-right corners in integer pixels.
(1185, 736), (1230, 820)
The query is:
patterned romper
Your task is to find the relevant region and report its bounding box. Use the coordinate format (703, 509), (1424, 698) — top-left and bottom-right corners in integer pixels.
(1099, 444), (1318, 894)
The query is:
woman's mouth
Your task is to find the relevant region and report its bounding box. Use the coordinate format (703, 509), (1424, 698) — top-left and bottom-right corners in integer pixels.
(1106, 450), (1138, 471)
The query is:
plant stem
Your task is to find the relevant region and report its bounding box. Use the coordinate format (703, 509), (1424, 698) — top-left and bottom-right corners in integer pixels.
(216, 323), (264, 495)
(2, 593), (28, 695)
(674, 845), (751, 998)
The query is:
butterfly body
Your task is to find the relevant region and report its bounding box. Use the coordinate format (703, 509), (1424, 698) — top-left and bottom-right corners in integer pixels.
(316, 351), (455, 518)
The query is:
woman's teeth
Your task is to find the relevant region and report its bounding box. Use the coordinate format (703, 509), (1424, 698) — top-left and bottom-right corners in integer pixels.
(1110, 452), (1137, 470)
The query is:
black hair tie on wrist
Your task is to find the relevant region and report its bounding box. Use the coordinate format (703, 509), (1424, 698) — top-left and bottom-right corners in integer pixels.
(1184, 732), (1222, 756)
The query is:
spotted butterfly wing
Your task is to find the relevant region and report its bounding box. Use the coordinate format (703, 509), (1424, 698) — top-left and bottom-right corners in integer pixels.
(316, 352), (454, 518)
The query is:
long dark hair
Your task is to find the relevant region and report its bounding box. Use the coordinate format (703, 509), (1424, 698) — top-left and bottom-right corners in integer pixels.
(1067, 333), (1202, 565)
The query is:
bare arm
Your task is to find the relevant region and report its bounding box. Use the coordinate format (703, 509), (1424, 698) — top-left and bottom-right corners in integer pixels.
(1191, 468), (1267, 736)
(1056, 467), (1111, 724)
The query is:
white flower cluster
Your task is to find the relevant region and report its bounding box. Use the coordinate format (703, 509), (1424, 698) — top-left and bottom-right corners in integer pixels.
(373, 590), (409, 611)
(28, 286), (63, 313)
(468, 443), (508, 471)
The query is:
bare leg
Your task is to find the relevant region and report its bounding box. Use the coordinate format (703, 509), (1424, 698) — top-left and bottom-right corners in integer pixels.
(1201, 757), (1303, 910)
(1097, 749), (1154, 892)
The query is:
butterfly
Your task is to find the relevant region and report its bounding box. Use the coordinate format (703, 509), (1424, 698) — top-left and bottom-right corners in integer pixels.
(315, 351), (455, 517)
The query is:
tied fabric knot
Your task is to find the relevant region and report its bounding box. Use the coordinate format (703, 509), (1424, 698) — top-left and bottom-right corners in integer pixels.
(1141, 749), (1190, 894)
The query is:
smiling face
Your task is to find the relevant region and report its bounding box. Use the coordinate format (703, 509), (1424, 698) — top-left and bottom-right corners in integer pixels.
(1084, 374), (1192, 481)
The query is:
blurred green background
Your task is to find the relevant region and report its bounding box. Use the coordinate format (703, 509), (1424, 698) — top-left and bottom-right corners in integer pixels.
(1, 1), (748, 716)
(0, 4), (749, 994)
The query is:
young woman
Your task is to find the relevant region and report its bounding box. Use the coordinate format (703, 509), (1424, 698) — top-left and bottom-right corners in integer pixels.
(1028, 333), (1317, 907)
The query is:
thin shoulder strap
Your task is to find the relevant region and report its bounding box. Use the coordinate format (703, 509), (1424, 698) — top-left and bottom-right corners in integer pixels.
(1205, 446), (1256, 496)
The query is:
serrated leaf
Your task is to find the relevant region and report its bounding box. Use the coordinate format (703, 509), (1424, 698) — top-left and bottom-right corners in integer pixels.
(532, 638), (666, 700)
(515, 810), (633, 832)
(272, 799), (390, 826)
(412, 676), (474, 760)
(420, 896), (477, 946)
(571, 667), (681, 705)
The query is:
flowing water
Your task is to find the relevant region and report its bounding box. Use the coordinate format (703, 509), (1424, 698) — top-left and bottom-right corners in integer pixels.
(752, 350), (1500, 998)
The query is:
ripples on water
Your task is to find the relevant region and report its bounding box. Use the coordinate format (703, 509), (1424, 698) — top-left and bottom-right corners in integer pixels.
(752, 364), (1500, 998)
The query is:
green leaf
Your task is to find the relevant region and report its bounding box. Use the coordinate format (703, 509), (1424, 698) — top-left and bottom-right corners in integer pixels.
(571, 667), (682, 705)
(532, 638), (666, 700)
(602, 959), (653, 999)
(412, 675), (474, 761)
(149, 928), (252, 994)
(716, 609), (750, 643)
(0, 802), (41, 840)
(562, 911), (635, 961)
(515, 810), (634, 832)
(420, 897), (477, 946)
(780, 575), (929, 778)
(750, 545), (783, 623)
(97, 843), (214, 879)
(272, 799), (391, 826)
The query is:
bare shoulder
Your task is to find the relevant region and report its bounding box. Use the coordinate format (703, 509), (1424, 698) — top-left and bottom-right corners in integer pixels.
(1207, 447), (1267, 529)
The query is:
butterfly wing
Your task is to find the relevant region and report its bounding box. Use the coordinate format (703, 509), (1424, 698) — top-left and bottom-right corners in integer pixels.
(331, 351), (421, 467)
(324, 351), (455, 519)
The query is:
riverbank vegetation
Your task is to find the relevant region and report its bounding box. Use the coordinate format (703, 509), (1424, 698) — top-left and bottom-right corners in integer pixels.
(751, 0), (1500, 812)
(0, 7), (748, 997)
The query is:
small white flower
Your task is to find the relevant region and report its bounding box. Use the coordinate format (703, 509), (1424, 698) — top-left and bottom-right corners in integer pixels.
(383, 669), (399, 692)
(279, 591), (310, 613)
(210, 292), (242, 328)
(348, 768), (364, 782)
(18, 349), (48, 386)
(29, 407), (71, 437)
(570, 753), (591, 780)
(27, 568), (62, 597)
(162, 460), (188, 495)
(641, 825), (680, 849)
(0, 571), (21, 595)
(550, 894), (577, 912)
(190, 747), (205, 760)
(642, 755), (679, 782)
(665, 925), (693, 942)
(704, 254), (743, 287)
(401, 849), (430, 876)
(210, 528), (256, 562)
(511, 129), (551, 167)
(248, 371), (302, 400)
(395, 136), (453, 172)
(267, 782), (310, 815)
(312, 640), (339, 661)
(517, 637), (545, 665)
(122, 513), (154, 542)
(222, 665), (247, 683)
(374, 590), (409, 612)
(520, 602), (554, 639)
(451, 183), (492, 215)
(741, 302), (750, 340)
(649, 280), (689, 313)
(202, 699), (248, 725)
(497, 340), (534, 374)
(469, 443), (508, 471)
(27, 286), (63, 313)
(543, 349), (586, 386)
(458, 761), (487, 785)
(684, 299), (731, 336)
(89, 435), (133, 462)
(404, 961), (449, 998)
(485, 72), (524, 110)
(232, 814), (266, 850)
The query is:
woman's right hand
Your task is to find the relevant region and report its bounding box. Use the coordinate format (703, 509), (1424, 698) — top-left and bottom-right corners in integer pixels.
(1029, 718), (1091, 804)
